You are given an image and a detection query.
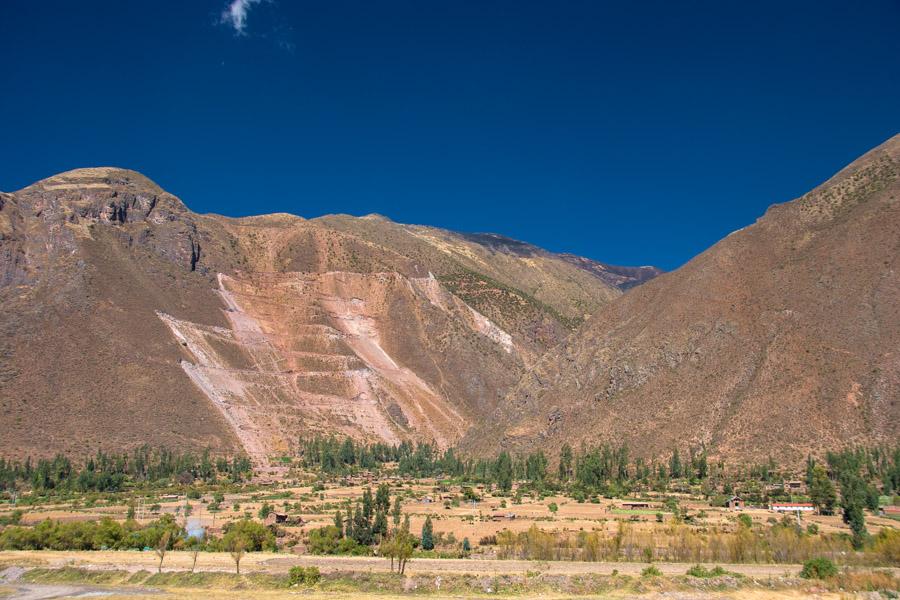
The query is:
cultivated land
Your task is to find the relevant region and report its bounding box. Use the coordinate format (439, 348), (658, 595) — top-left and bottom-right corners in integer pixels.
(5, 478), (898, 547)
(1, 132), (899, 600)
(1, 467), (898, 598)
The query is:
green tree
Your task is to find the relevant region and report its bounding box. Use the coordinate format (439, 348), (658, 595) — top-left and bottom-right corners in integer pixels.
(308, 525), (342, 554)
(220, 519), (276, 552)
(352, 501), (373, 545)
(333, 510), (344, 538)
(362, 488), (374, 521)
(669, 449), (682, 479)
(809, 465), (837, 515)
(391, 496), (402, 526)
(696, 452), (708, 480)
(495, 452), (513, 492)
(558, 443), (573, 481)
(375, 483), (391, 513)
(373, 510), (388, 538)
(396, 520), (414, 574)
(840, 475), (868, 549)
(421, 515), (434, 550)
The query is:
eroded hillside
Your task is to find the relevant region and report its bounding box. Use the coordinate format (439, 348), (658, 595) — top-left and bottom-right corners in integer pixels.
(0, 167), (642, 465)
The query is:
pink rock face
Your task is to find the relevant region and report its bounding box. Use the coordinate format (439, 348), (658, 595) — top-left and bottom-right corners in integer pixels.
(159, 270), (509, 468)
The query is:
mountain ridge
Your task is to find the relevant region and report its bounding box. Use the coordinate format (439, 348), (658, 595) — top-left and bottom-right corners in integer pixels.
(463, 133), (900, 462)
(0, 166), (653, 466)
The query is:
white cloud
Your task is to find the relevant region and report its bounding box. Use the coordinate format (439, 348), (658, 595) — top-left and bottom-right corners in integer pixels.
(221, 0), (265, 35)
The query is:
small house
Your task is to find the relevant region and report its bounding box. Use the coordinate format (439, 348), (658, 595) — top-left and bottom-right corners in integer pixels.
(265, 512), (289, 526)
(726, 496), (744, 510)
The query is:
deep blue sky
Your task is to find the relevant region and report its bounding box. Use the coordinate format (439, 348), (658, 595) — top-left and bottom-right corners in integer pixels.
(2, 1), (898, 270)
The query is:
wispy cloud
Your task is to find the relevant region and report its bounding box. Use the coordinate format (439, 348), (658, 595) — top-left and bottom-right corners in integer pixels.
(220, 0), (266, 35)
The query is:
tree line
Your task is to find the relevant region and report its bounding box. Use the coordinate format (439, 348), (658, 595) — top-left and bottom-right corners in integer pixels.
(0, 447), (253, 494)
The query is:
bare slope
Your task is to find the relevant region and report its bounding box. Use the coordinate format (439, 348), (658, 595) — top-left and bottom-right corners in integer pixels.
(0, 168), (635, 462)
(467, 134), (900, 462)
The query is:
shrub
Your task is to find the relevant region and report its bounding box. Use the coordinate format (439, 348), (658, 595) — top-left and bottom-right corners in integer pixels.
(872, 528), (900, 565)
(0, 510), (24, 526)
(641, 565), (662, 577)
(548, 502), (558, 513)
(187, 489), (201, 500)
(800, 557), (838, 580)
(287, 566), (321, 586)
(686, 564), (727, 578)
(217, 519), (276, 552)
(307, 525), (342, 555)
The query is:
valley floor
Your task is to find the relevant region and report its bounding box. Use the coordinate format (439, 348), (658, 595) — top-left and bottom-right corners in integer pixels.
(1, 552), (898, 599)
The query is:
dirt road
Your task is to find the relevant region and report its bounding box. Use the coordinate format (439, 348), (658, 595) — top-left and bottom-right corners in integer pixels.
(0, 550), (858, 578)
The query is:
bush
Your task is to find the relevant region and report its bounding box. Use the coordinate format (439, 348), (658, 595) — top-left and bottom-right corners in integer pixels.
(216, 519), (276, 552)
(287, 566), (320, 586)
(307, 525), (341, 554)
(0, 515), (183, 551)
(0, 510), (24, 526)
(641, 565), (662, 577)
(686, 564), (727, 578)
(800, 557), (838, 580)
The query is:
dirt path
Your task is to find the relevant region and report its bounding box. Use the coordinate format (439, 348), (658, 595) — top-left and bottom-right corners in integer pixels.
(258, 555), (811, 577)
(4, 583), (157, 599)
(0, 550), (867, 578)
(0, 566), (156, 599)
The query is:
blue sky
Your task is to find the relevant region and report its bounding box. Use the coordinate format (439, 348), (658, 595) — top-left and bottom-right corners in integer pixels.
(1, 1), (898, 270)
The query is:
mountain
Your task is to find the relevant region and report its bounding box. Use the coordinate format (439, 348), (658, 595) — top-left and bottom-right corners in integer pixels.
(0, 167), (652, 467)
(464, 134), (900, 462)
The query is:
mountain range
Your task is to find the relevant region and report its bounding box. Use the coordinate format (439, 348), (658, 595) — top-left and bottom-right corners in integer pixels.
(1, 134), (897, 467)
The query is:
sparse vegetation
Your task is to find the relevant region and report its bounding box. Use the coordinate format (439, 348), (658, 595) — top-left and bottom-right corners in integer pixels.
(800, 557), (838, 579)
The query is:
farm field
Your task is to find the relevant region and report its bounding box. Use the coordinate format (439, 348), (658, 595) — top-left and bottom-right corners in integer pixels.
(5, 477), (896, 553)
(1, 444), (898, 597)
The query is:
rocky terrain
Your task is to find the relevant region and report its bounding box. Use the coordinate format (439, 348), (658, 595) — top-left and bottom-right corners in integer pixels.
(466, 134), (900, 462)
(0, 168), (642, 464)
(4, 135), (897, 467)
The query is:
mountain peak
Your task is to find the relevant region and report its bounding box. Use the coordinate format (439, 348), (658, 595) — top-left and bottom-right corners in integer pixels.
(21, 167), (166, 195)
